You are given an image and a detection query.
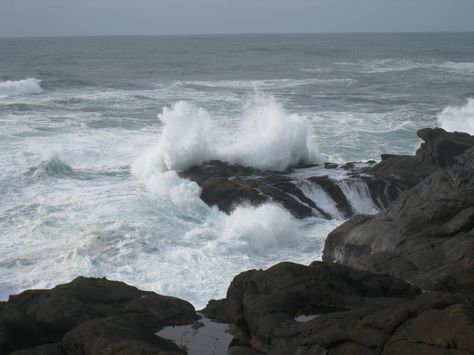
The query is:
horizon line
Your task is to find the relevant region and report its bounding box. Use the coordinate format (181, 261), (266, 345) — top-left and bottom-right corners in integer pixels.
(1, 30), (474, 40)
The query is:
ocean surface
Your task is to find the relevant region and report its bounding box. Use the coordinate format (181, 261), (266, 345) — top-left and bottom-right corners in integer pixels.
(1, 33), (474, 308)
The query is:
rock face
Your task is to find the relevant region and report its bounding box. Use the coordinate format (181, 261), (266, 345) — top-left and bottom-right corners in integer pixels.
(323, 144), (474, 301)
(203, 261), (474, 354)
(0, 277), (197, 355)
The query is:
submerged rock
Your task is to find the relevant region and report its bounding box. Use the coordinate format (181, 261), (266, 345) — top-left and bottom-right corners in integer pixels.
(0, 277), (196, 355)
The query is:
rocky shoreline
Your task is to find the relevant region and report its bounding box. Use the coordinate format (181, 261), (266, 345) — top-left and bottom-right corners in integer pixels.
(1, 128), (473, 355)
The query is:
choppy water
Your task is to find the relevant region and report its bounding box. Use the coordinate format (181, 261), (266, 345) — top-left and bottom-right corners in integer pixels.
(1, 33), (474, 307)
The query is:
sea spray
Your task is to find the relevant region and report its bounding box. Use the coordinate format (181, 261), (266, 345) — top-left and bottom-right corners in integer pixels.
(437, 99), (474, 135)
(223, 94), (318, 171)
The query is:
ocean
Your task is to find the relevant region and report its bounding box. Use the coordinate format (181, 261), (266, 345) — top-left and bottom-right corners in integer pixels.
(1, 33), (473, 308)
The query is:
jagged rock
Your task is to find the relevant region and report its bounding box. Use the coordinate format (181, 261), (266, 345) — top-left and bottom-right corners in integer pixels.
(323, 145), (474, 301)
(0, 277), (196, 355)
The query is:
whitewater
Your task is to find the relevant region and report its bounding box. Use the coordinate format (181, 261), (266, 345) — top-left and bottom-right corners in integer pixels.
(1, 33), (474, 308)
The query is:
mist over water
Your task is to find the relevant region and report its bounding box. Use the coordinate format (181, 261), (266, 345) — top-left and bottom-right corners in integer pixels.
(1, 33), (474, 307)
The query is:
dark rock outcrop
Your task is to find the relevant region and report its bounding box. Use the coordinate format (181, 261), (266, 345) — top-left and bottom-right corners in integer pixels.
(181, 160), (403, 220)
(203, 261), (474, 354)
(0, 277), (197, 355)
(324, 140), (474, 301)
(370, 128), (474, 180)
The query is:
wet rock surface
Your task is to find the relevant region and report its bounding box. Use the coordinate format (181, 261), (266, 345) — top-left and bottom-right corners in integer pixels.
(180, 128), (474, 220)
(0, 277), (197, 355)
(180, 160), (405, 220)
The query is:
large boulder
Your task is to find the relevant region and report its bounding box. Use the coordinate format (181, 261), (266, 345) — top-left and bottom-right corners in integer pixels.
(323, 145), (474, 301)
(203, 261), (473, 354)
(0, 277), (196, 355)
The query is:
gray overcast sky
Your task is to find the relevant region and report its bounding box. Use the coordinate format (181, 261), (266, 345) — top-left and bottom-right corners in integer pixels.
(1, 0), (474, 37)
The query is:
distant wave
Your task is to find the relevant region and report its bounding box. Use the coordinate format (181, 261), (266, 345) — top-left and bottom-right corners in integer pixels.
(132, 93), (320, 206)
(335, 59), (474, 75)
(0, 78), (43, 98)
(183, 78), (357, 90)
(437, 99), (474, 135)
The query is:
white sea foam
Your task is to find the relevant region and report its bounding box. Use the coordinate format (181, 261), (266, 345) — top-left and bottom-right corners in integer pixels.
(0, 78), (43, 98)
(437, 99), (474, 135)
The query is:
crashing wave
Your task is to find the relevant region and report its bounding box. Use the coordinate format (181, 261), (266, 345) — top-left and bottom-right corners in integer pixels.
(437, 99), (474, 135)
(132, 94), (320, 206)
(0, 78), (43, 98)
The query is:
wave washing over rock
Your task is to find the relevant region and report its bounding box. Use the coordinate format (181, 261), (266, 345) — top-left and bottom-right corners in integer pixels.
(0, 78), (43, 98)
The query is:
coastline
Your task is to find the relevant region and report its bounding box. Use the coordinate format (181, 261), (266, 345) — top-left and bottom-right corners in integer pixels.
(2, 127), (473, 354)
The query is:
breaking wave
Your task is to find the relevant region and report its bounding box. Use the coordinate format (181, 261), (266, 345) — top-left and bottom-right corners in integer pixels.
(0, 78), (43, 98)
(437, 99), (474, 135)
(26, 150), (75, 178)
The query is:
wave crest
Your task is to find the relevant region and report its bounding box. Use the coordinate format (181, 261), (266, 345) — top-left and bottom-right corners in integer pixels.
(0, 78), (43, 98)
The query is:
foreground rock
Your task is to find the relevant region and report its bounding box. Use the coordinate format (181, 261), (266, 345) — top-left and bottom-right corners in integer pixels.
(203, 261), (474, 354)
(0, 277), (197, 355)
(324, 142), (474, 301)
